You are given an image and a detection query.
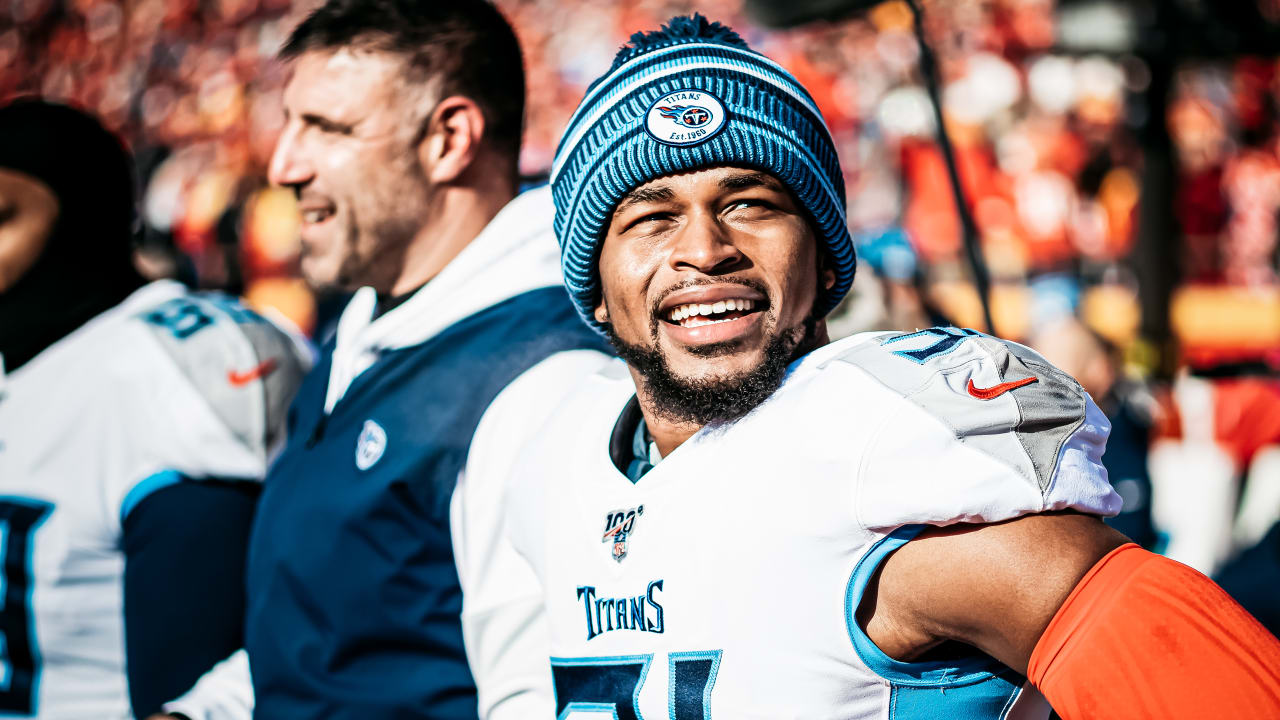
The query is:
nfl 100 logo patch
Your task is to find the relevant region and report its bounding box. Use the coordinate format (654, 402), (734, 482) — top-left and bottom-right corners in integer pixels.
(601, 505), (644, 562)
(645, 90), (727, 146)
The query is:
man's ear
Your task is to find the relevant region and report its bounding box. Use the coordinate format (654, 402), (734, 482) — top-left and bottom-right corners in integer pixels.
(594, 299), (609, 325)
(818, 251), (837, 291)
(417, 96), (485, 185)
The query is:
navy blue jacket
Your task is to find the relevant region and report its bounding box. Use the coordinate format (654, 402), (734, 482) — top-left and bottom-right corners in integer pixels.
(245, 286), (607, 718)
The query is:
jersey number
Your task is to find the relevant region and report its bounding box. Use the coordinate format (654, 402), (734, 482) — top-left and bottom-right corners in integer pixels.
(882, 327), (980, 364)
(0, 499), (51, 715)
(145, 300), (214, 340)
(551, 650), (722, 720)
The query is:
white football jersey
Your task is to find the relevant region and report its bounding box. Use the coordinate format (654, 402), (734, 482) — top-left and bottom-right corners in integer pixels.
(0, 281), (307, 719)
(502, 328), (1120, 720)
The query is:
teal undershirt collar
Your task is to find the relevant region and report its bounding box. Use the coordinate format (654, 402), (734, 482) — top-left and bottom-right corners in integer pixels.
(610, 395), (658, 483)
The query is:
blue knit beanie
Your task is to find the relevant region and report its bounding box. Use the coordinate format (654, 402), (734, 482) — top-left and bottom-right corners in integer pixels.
(551, 14), (854, 334)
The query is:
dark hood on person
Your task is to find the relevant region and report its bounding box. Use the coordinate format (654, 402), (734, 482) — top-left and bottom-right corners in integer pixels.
(0, 99), (144, 373)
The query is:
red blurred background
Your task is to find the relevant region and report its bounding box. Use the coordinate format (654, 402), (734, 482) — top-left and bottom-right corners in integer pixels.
(5, 0), (1280, 614)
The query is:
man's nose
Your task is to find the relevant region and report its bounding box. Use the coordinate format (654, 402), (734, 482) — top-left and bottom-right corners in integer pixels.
(267, 123), (313, 189)
(668, 210), (745, 275)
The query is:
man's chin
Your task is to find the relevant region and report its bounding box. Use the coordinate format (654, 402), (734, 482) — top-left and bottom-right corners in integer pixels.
(606, 319), (812, 427)
(299, 255), (345, 293)
(660, 347), (765, 383)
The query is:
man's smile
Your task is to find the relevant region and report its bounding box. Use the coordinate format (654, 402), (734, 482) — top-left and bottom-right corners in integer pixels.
(296, 192), (338, 235)
(656, 283), (768, 346)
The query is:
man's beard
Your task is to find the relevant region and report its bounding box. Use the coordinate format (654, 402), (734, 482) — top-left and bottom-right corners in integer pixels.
(329, 211), (419, 293)
(604, 314), (817, 427)
(314, 159), (429, 293)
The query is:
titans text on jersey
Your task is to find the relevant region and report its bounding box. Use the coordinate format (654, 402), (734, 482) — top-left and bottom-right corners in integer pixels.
(577, 580), (665, 641)
(492, 328), (1121, 720)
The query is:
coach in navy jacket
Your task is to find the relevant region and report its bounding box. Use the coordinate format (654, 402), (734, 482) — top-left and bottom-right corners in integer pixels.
(159, 2), (609, 718)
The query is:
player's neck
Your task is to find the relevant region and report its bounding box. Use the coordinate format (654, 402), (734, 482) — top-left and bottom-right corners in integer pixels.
(640, 409), (701, 459)
(636, 325), (831, 457)
(385, 179), (516, 296)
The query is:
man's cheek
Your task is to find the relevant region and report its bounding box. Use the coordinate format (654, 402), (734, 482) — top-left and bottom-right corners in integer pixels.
(617, 309), (649, 344)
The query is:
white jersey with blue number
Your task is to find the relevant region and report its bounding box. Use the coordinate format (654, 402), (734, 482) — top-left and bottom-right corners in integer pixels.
(0, 281), (307, 719)
(496, 328), (1121, 720)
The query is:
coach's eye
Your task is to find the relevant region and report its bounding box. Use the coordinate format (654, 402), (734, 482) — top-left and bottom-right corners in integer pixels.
(301, 113), (354, 136)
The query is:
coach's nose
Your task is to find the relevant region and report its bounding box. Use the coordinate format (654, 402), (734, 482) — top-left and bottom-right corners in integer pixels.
(268, 121), (314, 190)
(668, 208), (745, 276)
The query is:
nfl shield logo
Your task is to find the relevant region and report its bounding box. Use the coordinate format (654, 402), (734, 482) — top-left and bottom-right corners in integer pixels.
(602, 505), (643, 563)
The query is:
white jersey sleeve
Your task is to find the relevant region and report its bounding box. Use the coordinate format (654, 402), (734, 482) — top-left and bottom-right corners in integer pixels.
(161, 649), (253, 720)
(453, 349), (614, 720)
(107, 290), (310, 529)
(0, 281), (310, 719)
(818, 328), (1121, 532)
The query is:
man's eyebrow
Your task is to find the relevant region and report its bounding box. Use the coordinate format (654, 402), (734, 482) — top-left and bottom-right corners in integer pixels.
(300, 113), (354, 134)
(719, 171), (780, 191)
(616, 185), (674, 212)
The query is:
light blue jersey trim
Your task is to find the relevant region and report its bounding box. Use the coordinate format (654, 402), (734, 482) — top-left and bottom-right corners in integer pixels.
(119, 470), (185, 524)
(846, 526), (1029, 718)
(561, 702), (620, 719)
(21, 500), (51, 716)
(844, 525), (1005, 687)
(880, 327), (981, 366)
(888, 676), (1026, 720)
(0, 634), (10, 692)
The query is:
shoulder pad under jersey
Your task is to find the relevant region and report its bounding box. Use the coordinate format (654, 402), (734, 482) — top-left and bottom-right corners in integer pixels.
(822, 327), (1100, 495)
(135, 291), (310, 458)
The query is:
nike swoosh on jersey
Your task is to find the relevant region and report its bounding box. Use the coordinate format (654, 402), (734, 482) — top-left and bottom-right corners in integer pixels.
(228, 358), (278, 387)
(966, 376), (1038, 400)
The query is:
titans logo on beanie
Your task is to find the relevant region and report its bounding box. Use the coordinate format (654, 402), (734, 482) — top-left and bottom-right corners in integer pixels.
(551, 14), (855, 334)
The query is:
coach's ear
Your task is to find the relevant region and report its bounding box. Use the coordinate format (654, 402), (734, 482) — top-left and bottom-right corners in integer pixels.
(594, 299), (609, 325)
(418, 96), (485, 185)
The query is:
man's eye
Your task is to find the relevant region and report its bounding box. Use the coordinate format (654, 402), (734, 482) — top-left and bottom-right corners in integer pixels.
(726, 199), (764, 213)
(318, 121), (353, 135)
(302, 114), (354, 135)
(629, 213), (670, 230)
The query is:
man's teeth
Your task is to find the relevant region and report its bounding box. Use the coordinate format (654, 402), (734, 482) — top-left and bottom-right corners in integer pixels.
(682, 316), (734, 327)
(667, 298), (756, 323)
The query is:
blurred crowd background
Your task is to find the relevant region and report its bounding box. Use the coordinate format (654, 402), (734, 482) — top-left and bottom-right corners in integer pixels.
(4, 0), (1280, 628)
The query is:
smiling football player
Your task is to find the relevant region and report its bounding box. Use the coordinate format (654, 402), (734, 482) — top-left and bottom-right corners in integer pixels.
(459, 14), (1280, 720)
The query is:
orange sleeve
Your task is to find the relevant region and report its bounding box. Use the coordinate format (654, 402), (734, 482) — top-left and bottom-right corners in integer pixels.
(1028, 543), (1280, 720)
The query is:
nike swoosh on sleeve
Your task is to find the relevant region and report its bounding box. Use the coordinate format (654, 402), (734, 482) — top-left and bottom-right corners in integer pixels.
(966, 376), (1038, 400)
(228, 358), (278, 387)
